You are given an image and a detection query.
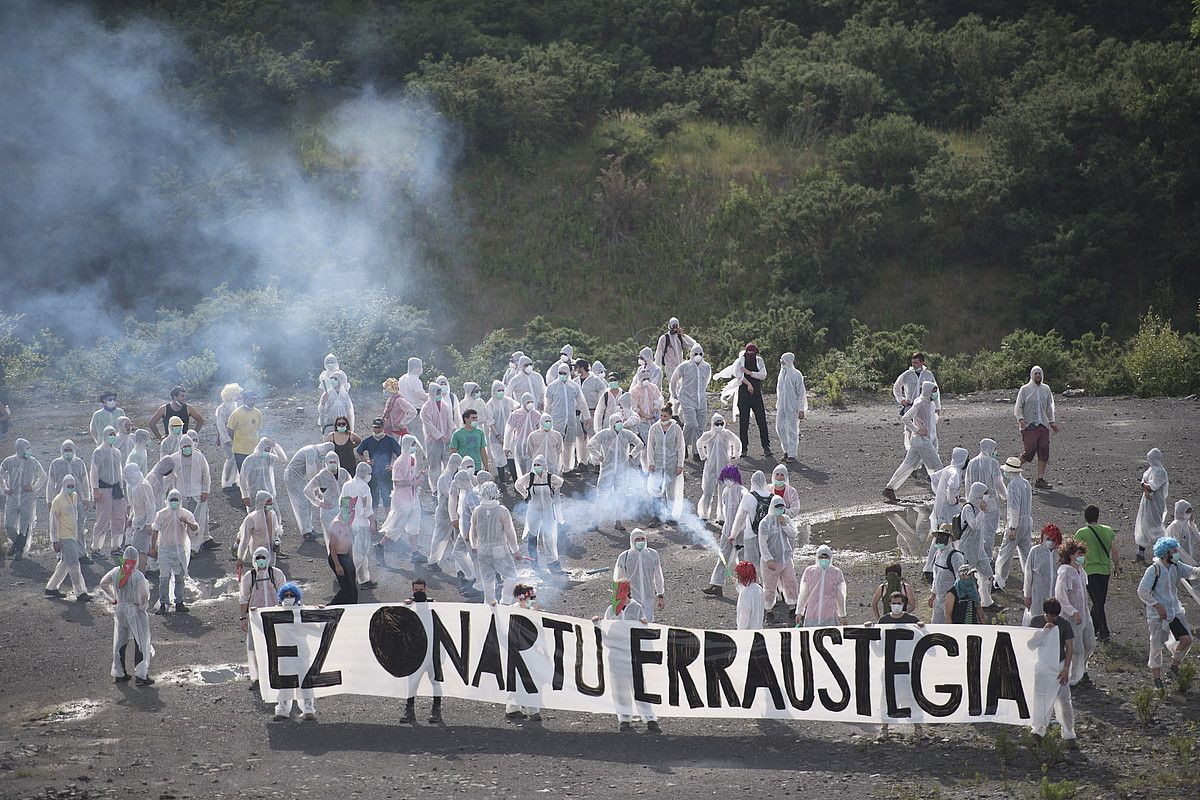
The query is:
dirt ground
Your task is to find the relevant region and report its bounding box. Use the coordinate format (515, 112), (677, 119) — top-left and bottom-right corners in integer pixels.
(1, 388), (1198, 800)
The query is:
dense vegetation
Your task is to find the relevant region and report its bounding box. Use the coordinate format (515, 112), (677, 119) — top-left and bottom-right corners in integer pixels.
(5, 0), (1200, 399)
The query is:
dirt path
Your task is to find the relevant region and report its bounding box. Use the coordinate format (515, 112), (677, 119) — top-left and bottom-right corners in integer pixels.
(1, 390), (1197, 799)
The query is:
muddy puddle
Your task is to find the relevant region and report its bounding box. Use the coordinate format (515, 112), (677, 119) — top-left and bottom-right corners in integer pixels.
(797, 504), (933, 563)
(29, 699), (106, 726)
(154, 662), (248, 686)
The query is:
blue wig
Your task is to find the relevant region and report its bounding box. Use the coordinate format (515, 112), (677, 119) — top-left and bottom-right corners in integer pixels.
(1154, 537), (1180, 560)
(278, 581), (303, 604)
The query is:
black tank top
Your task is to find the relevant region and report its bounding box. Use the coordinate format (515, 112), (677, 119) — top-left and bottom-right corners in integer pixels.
(162, 402), (191, 436)
(333, 436), (357, 474)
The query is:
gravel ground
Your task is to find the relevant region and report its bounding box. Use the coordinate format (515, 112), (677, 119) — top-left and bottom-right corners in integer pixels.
(1, 389), (1198, 800)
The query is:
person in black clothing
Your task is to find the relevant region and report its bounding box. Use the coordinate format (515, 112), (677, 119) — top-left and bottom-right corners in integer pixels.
(736, 343), (772, 457)
(401, 578), (443, 724)
(148, 386), (205, 437)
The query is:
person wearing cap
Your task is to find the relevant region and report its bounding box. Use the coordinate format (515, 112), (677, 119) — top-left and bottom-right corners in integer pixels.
(89, 392), (125, 446)
(928, 524), (965, 623)
(655, 318), (697, 388)
(226, 389), (263, 470)
(356, 417), (403, 511)
(239, 545), (287, 692)
(669, 343), (711, 461)
(158, 415), (188, 462)
(945, 563), (984, 624)
(795, 545), (847, 627)
(98, 546), (154, 684)
(996, 456), (1033, 593)
(148, 386), (205, 439)
(1023, 524), (1062, 625)
(892, 353), (939, 454)
(1075, 504), (1119, 641)
(1014, 365), (1059, 489)
(734, 343), (772, 458)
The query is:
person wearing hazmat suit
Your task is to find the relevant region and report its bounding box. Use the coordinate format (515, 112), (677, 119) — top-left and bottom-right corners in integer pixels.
(459, 382), (487, 427)
(1134, 448), (1169, 563)
(427, 453), (465, 570)
(435, 375), (460, 424)
(237, 490), (286, 573)
(696, 413), (741, 521)
(515, 454), (565, 572)
(892, 353), (939, 452)
(628, 367), (663, 443)
(1055, 538), (1096, 686)
(468, 481), (521, 605)
(882, 382), (944, 502)
(592, 373), (628, 434)
(115, 416), (135, 463)
(795, 544), (848, 627)
(158, 416), (187, 461)
(655, 318), (696, 386)
(769, 464), (802, 518)
(636, 347), (663, 393)
(758, 495), (805, 619)
(544, 344), (575, 386)
(1014, 365), (1059, 488)
(90, 426), (126, 557)
(526, 414), (565, 480)
(304, 451), (351, 542)
(443, 467), (482, 585)
(318, 353), (341, 393)
(730, 470), (773, 570)
(544, 363), (591, 473)
(485, 380), (517, 485)
(1165, 500), (1198, 563)
(996, 456), (1033, 591)
(398, 358), (429, 442)
(420, 382), (454, 494)
(239, 545), (287, 692)
(270, 581), (318, 722)
(318, 370), (355, 436)
(238, 438), (287, 510)
(342, 463), (377, 589)
(381, 377), (417, 438)
(1023, 524), (1062, 625)
(151, 488), (198, 613)
(595, 580), (661, 733)
(378, 435), (427, 562)
(44, 475), (90, 601)
(919, 446), (969, 578)
(958, 482), (997, 609)
(775, 352), (808, 464)
(127, 428), (152, 477)
(215, 383), (243, 488)
(928, 526), (965, 624)
(587, 413), (644, 531)
(577, 360), (606, 463)
(47, 439), (91, 544)
(171, 434), (214, 554)
(283, 442), (335, 542)
(702, 466), (747, 597)
(613, 528), (666, 623)
(503, 351), (525, 384)
(125, 463), (156, 572)
(1137, 536), (1199, 689)
(669, 344), (711, 460)
(98, 546), (154, 684)
(505, 392), (540, 479)
(965, 439), (1005, 578)
(645, 406), (685, 524)
(506, 355), (546, 411)
(89, 392), (125, 446)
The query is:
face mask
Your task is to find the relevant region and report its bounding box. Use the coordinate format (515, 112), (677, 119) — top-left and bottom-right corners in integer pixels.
(182, 446), (193, 456)
(773, 479), (785, 487)
(692, 354), (703, 363)
(169, 500), (180, 510)
(255, 558), (268, 569)
(638, 358), (646, 366)
(494, 390), (504, 397)
(524, 402), (534, 411)
(264, 503), (273, 512)
(63, 451), (74, 461)
(263, 451), (272, 459)
(1075, 555), (1086, 565)
(328, 461), (338, 472)
(609, 382), (619, 389)
(634, 541), (646, 551)
(817, 558), (831, 569)
(281, 596), (299, 607)
(373, 432), (384, 440)
(559, 374), (568, 382)
(337, 425), (347, 432)
(65, 485), (76, 495)
(772, 507), (784, 516)
(614, 423), (624, 432)
(465, 419), (475, 428)
(170, 426), (183, 436)
(533, 466), (544, 475)
(934, 542), (947, 551)
(411, 590), (428, 602)
(524, 365), (533, 374)
(542, 421), (552, 431)
(890, 603), (904, 614)
(339, 503), (351, 521)
(107, 435), (117, 445)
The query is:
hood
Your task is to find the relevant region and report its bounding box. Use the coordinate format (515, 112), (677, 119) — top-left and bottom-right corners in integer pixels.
(134, 429), (151, 446)
(490, 379), (505, 394)
(815, 544), (833, 560)
(102, 425), (117, 439)
(608, 412), (623, 429)
(353, 462), (372, 480)
(452, 469), (474, 490)
(531, 454), (547, 471)
(668, 317), (680, 329)
(560, 344), (573, 358)
(400, 434), (421, 453)
(255, 490), (273, 510)
(441, 453), (463, 479)
(153, 457), (175, 477)
(460, 456), (475, 472)
(639, 346), (653, 362)
(520, 392), (535, 406)
(329, 370), (348, 387)
(1146, 448), (1164, 467)
(772, 464), (789, 485)
(407, 357), (423, 376)
(123, 545), (139, 561)
(479, 482), (501, 502)
(978, 438), (996, 458)
(781, 352), (795, 366)
(60, 474), (77, 491)
(952, 447), (969, 469)
(1175, 499), (1192, 524)
(254, 437), (272, 454)
(591, 360), (606, 376)
(920, 381), (936, 400)
(117, 416), (132, 433)
(253, 546), (270, 561)
(629, 528), (649, 550)
(1029, 365), (1043, 381)
(14, 437), (29, 454)
(540, 413), (553, 426)
(324, 353), (339, 369)
(324, 451), (341, 469)
(463, 381), (480, 398)
(518, 355), (533, 368)
(166, 488), (183, 503)
(60, 439), (75, 456)
(769, 495), (786, 512)
(178, 434), (194, 450)
(691, 344), (704, 357)
(750, 470), (768, 494)
(711, 412), (724, 425)
(315, 441), (335, 456)
(475, 470), (493, 485)
(122, 463), (143, 485)
(966, 481), (987, 505)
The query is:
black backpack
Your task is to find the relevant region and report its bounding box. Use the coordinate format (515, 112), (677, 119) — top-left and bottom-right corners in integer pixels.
(952, 502), (975, 540)
(751, 492), (773, 534)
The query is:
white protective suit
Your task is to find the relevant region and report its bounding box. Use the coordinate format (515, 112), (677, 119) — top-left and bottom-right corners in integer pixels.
(1165, 500), (1198, 562)
(696, 413), (741, 521)
(543, 366), (590, 472)
(506, 356), (547, 411)
(526, 414), (565, 477)
(593, 385), (629, 434)
(644, 416), (685, 520)
(637, 347), (664, 393)
(588, 415), (645, 500)
(922, 447), (969, 572)
(885, 381), (944, 492)
(90, 430), (127, 553)
(774, 352), (808, 460)
(442, 468), (479, 580)
(215, 383), (243, 488)
(1014, 366), (1056, 432)
(283, 442), (335, 539)
(125, 464), (157, 557)
(238, 438), (287, 506)
(628, 369), (663, 443)
(769, 464), (802, 519)
(1022, 538), (1059, 626)
(669, 344), (711, 457)
(731, 471), (773, 569)
(99, 547), (154, 680)
(342, 463), (376, 585)
(398, 358), (429, 442)
(758, 496), (806, 610)
(171, 434), (212, 552)
(544, 344), (575, 386)
(237, 490), (285, 565)
(655, 319), (696, 389)
(515, 454), (564, 567)
(428, 453), (464, 565)
(1134, 448), (1169, 551)
(613, 530), (666, 623)
(318, 370), (355, 436)
(795, 545), (847, 627)
(435, 375), (461, 423)
(468, 482), (520, 604)
(303, 451), (351, 540)
(47, 440), (91, 537)
(930, 541), (966, 624)
(420, 383), (455, 493)
(504, 394), (540, 477)
(958, 481), (994, 607)
(996, 466), (1033, 590)
(502, 351), (525, 385)
(151, 489), (197, 606)
(893, 364), (940, 450)
(964, 438), (1005, 552)
(380, 435), (426, 553)
(485, 380), (517, 474)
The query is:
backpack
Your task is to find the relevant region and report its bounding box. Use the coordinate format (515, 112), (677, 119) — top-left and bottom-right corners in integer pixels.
(751, 493), (773, 534)
(952, 503), (975, 540)
(934, 548), (963, 576)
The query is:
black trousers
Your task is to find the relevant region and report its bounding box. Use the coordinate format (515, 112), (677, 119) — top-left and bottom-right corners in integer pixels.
(1087, 572), (1110, 637)
(738, 390), (770, 451)
(329, 553), (358, 605)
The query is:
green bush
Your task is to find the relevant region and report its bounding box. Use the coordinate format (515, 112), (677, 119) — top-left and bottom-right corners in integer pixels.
(1124, 311), (1195, 397)
(696, 302), (828, 388)
(0, 313), (50, 393)
(743, 44), (884, 137)
(832, 113), (946, 189)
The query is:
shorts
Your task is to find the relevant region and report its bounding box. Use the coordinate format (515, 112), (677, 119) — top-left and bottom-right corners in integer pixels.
(1021, 425), (1050, 463)
(1169, 617), (1190, 639)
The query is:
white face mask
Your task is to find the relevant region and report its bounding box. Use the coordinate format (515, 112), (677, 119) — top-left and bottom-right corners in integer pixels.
(692, 354), (703, 363)
(524, 365), (533, 374)
(281, 596), (299, 607)
(524, 402), (534, 411)
(890, 603), (904, 614)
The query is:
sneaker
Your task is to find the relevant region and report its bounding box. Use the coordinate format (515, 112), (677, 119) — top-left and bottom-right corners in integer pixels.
(175, 602), (189, 613)
(882, 487), (898, 502)
(1035, 478), (1051, 490)
(301, 712), (316, 721)
(114, 675), (131, 683)
(504, 710), (526, 721)
(155, 603), (168, 615)
(76, 592), (93, 603)
(201, 539), (220, 551)
(619, 721), (632, 732)
(248, 679), (260, 692)
(784, 455), (796, 463)
(646, 721), (662, 734)
(135, 676), (155, 686)
(360, 580), (378, 590)
(701, 585), (723, 597)
(400, 707), (416, 725)
(44, 588), (66, 599)
(272, 715), (288, 722)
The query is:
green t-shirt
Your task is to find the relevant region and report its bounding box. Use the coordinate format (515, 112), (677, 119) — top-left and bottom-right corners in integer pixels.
(1075, 523), (1115, 576)
(449, 426), (486, 469)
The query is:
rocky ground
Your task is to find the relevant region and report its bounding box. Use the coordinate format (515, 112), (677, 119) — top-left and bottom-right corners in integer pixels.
(1, 389), (1198, 800)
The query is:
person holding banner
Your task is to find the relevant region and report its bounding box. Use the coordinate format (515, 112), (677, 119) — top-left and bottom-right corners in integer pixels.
(795, 544), (847, 627)
(613, 529), (666, 623)
(944, 564), (983, 624)
(1027, 598), (1076, 748)
(505, 584), (545, 721)
(929, 525), (965, 624)
(734, 561), (764, 629)
(271, 581), (317, 722)
(400, 579), (444, 724)
(239, 546), (287, 693)
(468, 481), (521, 605)
(595, 580), (661, 733)
(870, 593), (925, 741)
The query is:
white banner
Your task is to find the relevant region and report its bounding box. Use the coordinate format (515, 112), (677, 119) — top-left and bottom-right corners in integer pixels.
(251, 603), (1061, 725)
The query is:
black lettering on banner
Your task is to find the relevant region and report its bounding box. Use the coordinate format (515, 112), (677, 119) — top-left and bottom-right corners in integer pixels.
(985, 632), (1029, 718)
(967, 635), (983, 716)
(471, 614), (505, 690)
(883, 627), (915, 718)
(780, 631), (815, 710)
(911, 633), (962, 716)
(542, 618), (572, 691)
(665, 629), (703, 708)
(300, 608), (345, 689)
(369, 606), (427, 679)
(842, 627), (881, 716)
(631, 628), (663, 704)
(432, 610), (471, 684)
(814, 628), (849, 712)
(261, 610), (299, 689)
(506, 614), (538, 693)
(741, 632), (785, 710)
(703, 631), (740, 708)
(575, 624), (605, 697)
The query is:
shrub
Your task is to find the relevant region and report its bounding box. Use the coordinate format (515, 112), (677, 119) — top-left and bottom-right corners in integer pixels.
(1038, 777), (1077, 800)
(0, 313), (50, 393)
(743, 45), (884, 136)
(1132, 685), (1162, 725)
(832, 114), (946, 189)
(697, 302), (828, 387)
(1177, 659), (1197, 695)
(1124, 311), (1194, 397)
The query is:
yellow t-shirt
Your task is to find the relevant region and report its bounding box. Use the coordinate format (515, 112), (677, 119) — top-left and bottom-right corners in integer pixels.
(227, 406), (263, 455)
(50, 492), (78, 541)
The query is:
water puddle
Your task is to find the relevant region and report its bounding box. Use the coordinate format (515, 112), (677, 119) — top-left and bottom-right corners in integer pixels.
(797, 505), (933, 563)
(29, 699), (106, 726)
(154, 663), (248, 686)
(183, 574), (241, 607)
